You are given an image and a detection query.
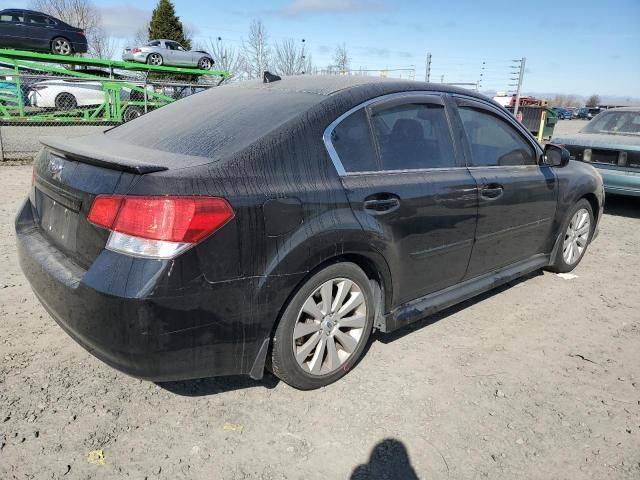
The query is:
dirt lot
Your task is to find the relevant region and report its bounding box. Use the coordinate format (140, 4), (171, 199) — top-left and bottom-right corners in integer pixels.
(1, 122), (639, 479)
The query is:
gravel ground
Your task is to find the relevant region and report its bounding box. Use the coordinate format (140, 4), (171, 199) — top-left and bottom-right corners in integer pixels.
(0, 126), (109, 161)
(1, 120), (639, 479)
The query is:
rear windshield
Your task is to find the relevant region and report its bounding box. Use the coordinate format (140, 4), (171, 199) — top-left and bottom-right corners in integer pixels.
(583, 111), (640, 136)
(106, 86), (322, 160)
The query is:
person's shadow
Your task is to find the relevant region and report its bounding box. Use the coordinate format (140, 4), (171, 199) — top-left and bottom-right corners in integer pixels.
(351, 438), (418, 480)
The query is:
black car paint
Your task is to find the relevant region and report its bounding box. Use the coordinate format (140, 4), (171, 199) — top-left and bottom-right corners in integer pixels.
(0, 9), (87, 54)
(16, 77), (604, 382)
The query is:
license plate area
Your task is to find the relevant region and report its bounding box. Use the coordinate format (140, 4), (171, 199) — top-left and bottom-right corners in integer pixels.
(34, 186), (81, 253)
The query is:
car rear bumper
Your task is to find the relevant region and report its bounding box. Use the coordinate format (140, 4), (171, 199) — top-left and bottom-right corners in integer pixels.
(72, 41), (88, 54)
(15, 198), (264, 381)
(596, 166), (640, 197)
(122, 52), (146, 63)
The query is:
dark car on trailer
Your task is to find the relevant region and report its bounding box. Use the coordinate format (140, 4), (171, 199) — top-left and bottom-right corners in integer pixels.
(554, 107), (640, 196)
(16, 76), (604, 390)
(0, 9), (87, 55)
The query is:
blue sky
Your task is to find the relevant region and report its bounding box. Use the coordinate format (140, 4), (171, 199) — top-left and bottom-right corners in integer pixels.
(3, 0), (639, 97)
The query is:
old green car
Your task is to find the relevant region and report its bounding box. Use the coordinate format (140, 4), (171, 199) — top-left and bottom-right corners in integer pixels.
(553, 107), (640, 197)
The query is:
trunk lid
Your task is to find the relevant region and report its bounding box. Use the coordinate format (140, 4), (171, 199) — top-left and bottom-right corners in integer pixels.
(32, 147), (139, 267)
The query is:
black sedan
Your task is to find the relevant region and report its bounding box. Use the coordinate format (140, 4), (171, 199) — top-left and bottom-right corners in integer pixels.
(0, 8), (87, 55)
(16, 76), (604, 389)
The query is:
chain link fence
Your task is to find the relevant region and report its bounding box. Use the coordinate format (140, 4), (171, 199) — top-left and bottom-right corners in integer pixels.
(0, 66), (220, 160)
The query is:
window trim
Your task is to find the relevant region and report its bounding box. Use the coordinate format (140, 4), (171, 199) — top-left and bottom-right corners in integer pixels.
(323, 91), (460, 176)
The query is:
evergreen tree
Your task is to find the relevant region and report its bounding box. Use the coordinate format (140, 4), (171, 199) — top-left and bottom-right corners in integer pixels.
(148, 0), (191, 49)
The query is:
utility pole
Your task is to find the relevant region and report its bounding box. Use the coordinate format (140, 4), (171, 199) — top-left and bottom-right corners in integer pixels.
(511, 57), (526, 117)
(425, 52), (431, 82)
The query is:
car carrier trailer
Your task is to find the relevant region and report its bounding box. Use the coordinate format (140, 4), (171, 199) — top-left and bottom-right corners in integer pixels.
(0, 48), (229, 124)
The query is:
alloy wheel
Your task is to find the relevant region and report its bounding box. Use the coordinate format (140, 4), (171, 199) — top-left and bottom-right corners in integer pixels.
(52, 38), (71, 55)
(148, 54), (163, 66)
(292, 278), (368, 376)
(562, 208), (591, 265)
(199, 58), (212, 70)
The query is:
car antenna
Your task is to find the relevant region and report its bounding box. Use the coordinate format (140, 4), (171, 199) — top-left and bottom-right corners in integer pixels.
(263, 71), (281, 83)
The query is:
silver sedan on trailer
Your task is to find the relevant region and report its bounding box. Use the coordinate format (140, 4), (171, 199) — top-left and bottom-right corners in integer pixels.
(122, 39), (214, 70)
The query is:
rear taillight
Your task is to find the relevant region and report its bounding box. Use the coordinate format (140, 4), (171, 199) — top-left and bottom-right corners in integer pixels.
(88, 195), (234, 259)
(132, 48), (142, 53)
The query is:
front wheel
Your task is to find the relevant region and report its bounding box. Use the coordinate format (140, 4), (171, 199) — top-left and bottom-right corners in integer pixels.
(271, 262), (375, 390)
(547, 199), (594, 273)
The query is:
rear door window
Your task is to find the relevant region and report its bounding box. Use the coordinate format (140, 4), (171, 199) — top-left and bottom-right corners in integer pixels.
(370, 102), (456, 170)
(458, 107), (536, 166)
(330, 108), (379, 173)
(1, 13), (25, 22)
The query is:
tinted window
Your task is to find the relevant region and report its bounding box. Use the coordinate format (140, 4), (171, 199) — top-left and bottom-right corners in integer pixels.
(166, 42), (184, 51)
(1, 13), (25, 22)
(331, 109), (378, 172)
(147, 40), (160, 47)
(458, 107), (536, 166)
(371, 103), (456, 170)
(27, 15), (55, 25)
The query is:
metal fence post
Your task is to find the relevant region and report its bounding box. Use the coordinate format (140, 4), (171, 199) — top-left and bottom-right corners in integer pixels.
(143, 74), (148, 113)
(0, 125), (4, 162)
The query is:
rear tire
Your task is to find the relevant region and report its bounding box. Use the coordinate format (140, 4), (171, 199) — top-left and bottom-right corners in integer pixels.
(51, 37), (72, 55)
(146, 53), (163, 66)
(197, 57), (213, 70)
(55, 92), (77, 110)
(547, 199), (594, 273)
(123, 105), (143, 122)
(271, 262), (375, 390)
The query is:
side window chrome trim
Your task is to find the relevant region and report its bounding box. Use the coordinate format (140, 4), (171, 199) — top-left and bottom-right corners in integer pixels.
(323, 91), (446, 177)
(345, 166), (469, 176)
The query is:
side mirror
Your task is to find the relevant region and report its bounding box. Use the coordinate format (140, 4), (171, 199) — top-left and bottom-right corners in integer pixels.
(543, 143), (570, 167)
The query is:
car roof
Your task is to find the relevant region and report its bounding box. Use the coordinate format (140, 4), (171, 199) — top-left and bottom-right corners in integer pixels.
(1, 9), (51, 15)
(598, 106), (640, 113)
(227, 74), (490, 101)
(96, 74), (501, 164)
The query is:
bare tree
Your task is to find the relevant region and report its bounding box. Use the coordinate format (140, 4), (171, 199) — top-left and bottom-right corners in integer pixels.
(127, 26), (149, 48)
(586, 94), (601, 107)
(207, 38), (245, 79)
(273, 39), (312, 76)
(333, 43), (350, 73)
(243, 19), (271, 79)
(29, 0), (113, 57)
(90, 25), (116, 59)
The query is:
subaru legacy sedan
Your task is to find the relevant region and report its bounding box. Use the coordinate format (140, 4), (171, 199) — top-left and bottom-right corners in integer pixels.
(16, 76), (603, 390)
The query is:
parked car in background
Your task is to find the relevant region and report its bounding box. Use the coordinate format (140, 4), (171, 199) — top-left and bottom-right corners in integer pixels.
(576, 107), (601, 120)
(27, 69), (152, 121)
(554, 107), (640, 196)
(0, 9), (87, 55)
(551, 107), (574, 120)
(122, 39), (214, 69)
(16, 76), (604, 390)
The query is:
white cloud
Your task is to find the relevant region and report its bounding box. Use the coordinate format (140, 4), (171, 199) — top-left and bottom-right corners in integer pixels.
(96, 5), (150, 39)
(281, 0), (382, 16)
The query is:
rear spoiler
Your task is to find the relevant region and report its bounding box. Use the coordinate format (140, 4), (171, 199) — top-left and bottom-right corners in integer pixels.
(40, 135), (172, 174)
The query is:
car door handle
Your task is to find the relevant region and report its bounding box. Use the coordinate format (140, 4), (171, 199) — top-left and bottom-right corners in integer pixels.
(480, 184), (504, 200)
(363, 196), (400, 214)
